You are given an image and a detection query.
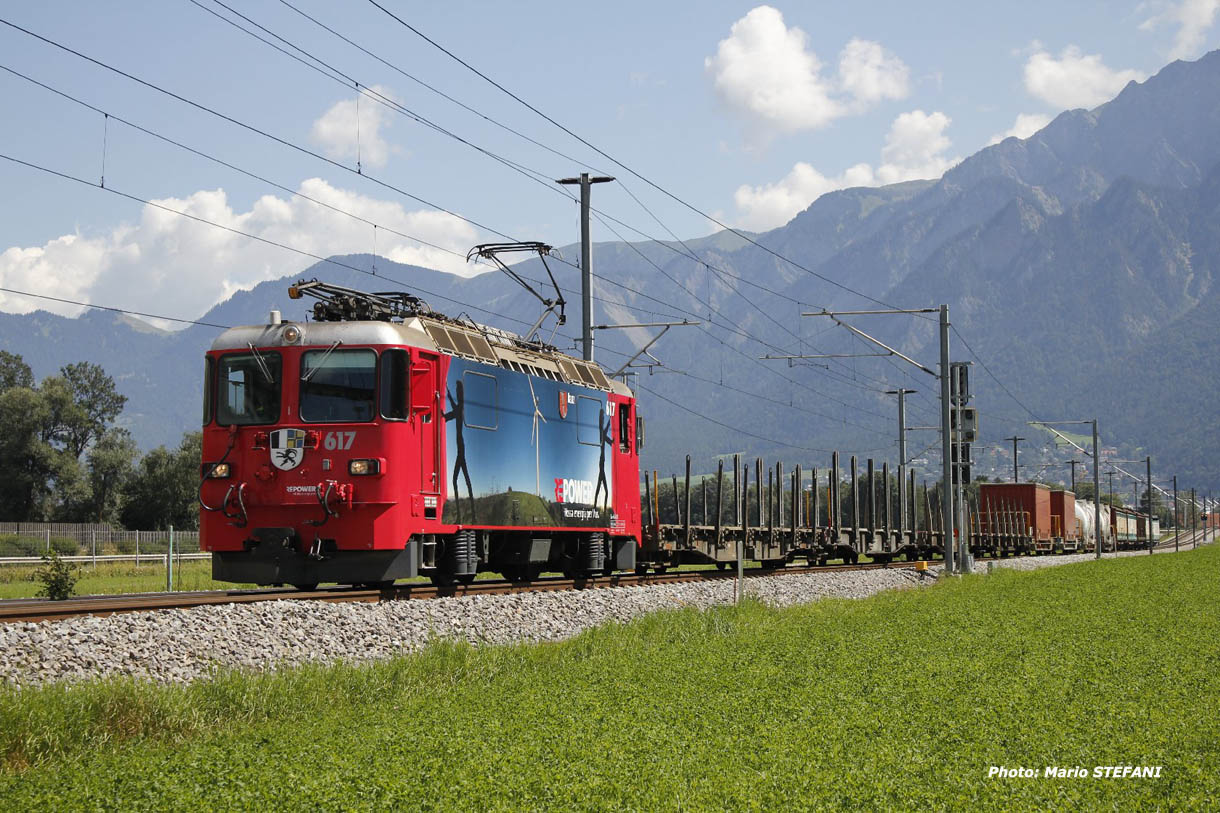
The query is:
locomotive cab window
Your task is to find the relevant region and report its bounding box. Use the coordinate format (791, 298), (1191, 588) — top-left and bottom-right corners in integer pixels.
(217, 351), (281, 426)
(379, 349), (408, 421)
(301, 348), (376, 423)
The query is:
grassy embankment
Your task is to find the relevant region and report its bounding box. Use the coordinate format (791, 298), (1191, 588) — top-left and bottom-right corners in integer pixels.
(1, 546), (1216, 809)
(0, 560), (249, 599)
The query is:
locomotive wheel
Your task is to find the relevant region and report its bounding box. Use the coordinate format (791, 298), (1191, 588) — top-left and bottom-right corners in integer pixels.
(716, 562), (729, 570)
(292, 583), (319, 592)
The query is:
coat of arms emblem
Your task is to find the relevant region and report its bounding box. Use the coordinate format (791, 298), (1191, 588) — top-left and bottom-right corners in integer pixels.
(270, 428), (306, 471)
(558, 391), (568, 419)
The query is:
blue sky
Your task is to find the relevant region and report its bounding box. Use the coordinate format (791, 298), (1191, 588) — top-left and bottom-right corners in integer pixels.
(1, 1), (1217, 324)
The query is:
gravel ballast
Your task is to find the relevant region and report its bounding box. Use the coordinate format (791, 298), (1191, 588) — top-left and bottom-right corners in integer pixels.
(0, 545), (1200, 688)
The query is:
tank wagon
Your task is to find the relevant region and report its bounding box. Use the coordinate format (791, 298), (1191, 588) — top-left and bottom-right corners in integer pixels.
(199, 278), (642, 587)
(1074, 501), (1107, 553)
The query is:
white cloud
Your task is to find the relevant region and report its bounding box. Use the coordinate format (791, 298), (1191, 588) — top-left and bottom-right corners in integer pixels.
(1141, 0), (1220, 60)
(1023, 47), (1145, 110)
(309, 85), (399, 169)
(733, 161), (876, 231)
(876, 110), (959, 184)
(733, 110), (959, 229)
(704, 6), (909, 134)
(838, 38), (910, 106)
(0, 179), (478, 326)
(987, 112), (1052, 145)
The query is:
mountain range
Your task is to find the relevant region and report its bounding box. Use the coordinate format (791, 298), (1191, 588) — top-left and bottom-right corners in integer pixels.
(4, 50), (1219, 490)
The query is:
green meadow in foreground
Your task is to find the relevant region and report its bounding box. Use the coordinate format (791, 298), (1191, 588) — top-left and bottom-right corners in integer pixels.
(1, 547), (1217, 810)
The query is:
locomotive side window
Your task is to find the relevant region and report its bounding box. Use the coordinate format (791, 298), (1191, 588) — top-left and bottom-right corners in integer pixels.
(462, 371), (498, 430)
(202, 356), (214, 425)
(618, 403), (631, 453)
(379, 349), (409, 421)
(217, 352), (281, 426)
(300, 349), (376, 423)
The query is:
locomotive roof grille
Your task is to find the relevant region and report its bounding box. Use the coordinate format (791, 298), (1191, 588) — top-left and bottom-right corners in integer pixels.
(226, 278), (626, 394)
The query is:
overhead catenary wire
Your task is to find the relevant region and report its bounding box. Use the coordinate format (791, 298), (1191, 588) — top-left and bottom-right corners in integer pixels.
(187, 0), (913, 402)
(1, 149), (898, 448)
(0, 55), (898, 434)
(187, 0), (577, 199)
(3, 13), (922, 424)
(0, 286), (230, 329)
(0, 15), (908, 441)
(364, 0), (935, 317)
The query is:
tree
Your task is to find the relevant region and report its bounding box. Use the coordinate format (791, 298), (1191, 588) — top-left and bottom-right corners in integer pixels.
(0, 387), (56, 520)
(120, 432), (202, 530)
(0, 351), (34, 392)
(58, 362), (127, 459)
(85, 428), (139, 524)
(0, 361), (128, 521)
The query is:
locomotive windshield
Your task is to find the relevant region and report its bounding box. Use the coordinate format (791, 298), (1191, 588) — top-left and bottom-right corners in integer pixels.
(300, 348), (376, 423)
(216, 352), (282, 425)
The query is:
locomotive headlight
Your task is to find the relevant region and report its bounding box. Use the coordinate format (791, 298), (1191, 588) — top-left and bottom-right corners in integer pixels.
(203, 462), (231, 478)
(281, 324), (302, 344)
(348, 458), (381, 475)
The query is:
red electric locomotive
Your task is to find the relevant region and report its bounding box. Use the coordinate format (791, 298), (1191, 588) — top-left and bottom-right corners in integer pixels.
(199, 276), (642, 588)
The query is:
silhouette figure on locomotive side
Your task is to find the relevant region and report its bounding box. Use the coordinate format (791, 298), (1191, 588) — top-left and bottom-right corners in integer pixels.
(443, 380), (475, 523)
(593, 407), (612, 512)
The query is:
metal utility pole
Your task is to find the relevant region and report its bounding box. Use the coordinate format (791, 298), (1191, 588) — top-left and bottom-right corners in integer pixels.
(1068, 460), (1080, 494)
(938, 306), (956, 574)
(800, 304), (953, 574)
(557, 172), (614, 361)
(1005, 436), (1025, 482)
(1191, 488), (1197, 547)
(1145, 456), (1153, 553)
(887, 389), (916, 547)
(1098, 417), (1107, 556)
(1173, 476), (1179, 552)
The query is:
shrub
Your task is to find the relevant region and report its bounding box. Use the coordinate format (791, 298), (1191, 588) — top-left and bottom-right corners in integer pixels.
(34, 552), (78, 601)
(0, 536), (45, 557)
(115, 536), (136, 554)
(50, 538), (78, 556)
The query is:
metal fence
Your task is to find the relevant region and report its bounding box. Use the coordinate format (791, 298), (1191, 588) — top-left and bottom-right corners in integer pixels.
(0, 522), (201, 559)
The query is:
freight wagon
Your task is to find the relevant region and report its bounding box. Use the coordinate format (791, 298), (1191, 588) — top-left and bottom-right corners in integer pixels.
(1049, 489), (1079, 552)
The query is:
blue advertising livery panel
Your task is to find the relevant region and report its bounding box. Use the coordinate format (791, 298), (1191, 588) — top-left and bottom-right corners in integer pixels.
(441, 356), (614, 528)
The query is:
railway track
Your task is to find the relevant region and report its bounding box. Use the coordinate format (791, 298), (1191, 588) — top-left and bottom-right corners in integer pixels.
(0, 560), (920, 624)
(6, 531), (1209, 625)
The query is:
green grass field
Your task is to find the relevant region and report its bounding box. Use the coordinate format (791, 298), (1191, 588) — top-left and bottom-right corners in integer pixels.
(1, 546), (1216, 809)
